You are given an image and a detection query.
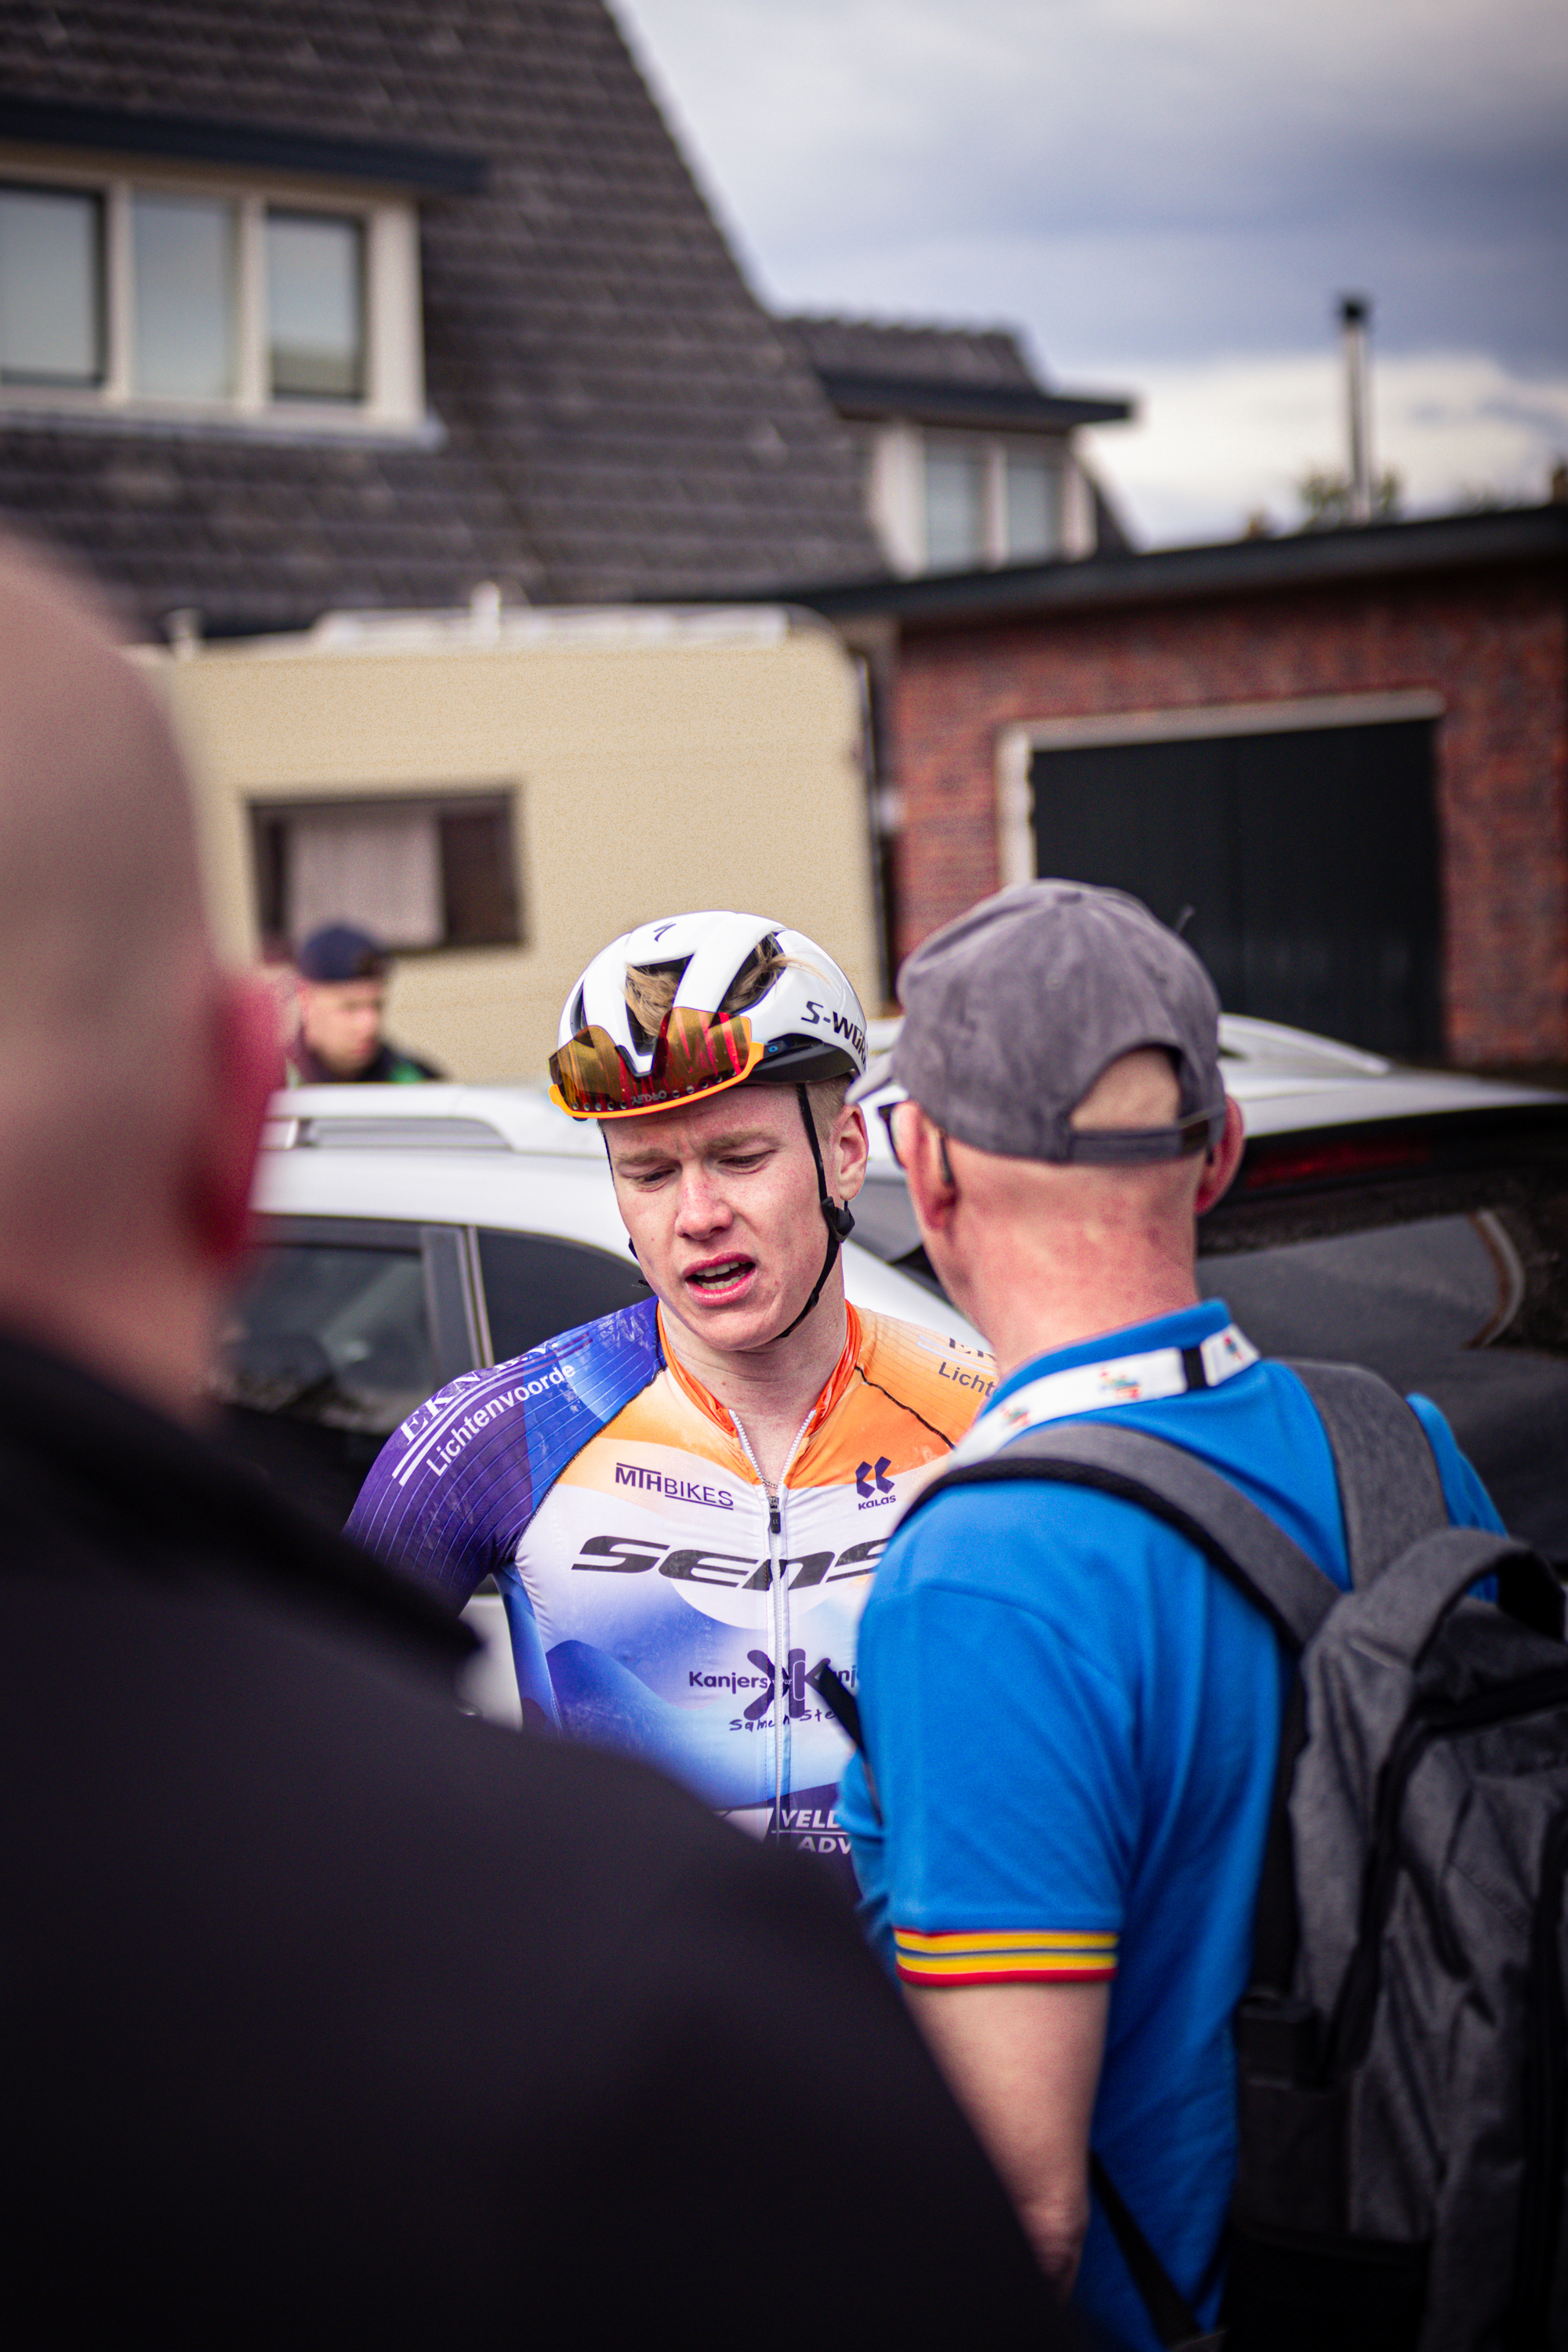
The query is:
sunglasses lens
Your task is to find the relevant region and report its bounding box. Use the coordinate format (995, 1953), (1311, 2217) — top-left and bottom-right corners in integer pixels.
(550, 1004), (761, 1116)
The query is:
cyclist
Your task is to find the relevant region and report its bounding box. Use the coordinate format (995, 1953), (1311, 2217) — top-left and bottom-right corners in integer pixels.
(348, 910), (993, 1886)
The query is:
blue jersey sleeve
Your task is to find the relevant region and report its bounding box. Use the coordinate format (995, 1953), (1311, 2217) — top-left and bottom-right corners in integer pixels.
(345, 1298), (663, 1607)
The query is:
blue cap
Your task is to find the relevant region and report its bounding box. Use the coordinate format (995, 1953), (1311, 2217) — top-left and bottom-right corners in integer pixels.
(296, 924), (387, 983)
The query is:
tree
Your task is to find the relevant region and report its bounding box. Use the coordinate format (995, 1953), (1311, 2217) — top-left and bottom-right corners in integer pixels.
(1296, 467), (1403, 529)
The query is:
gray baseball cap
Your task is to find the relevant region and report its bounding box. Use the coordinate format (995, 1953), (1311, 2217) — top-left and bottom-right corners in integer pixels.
(855, 880), (1226, 1163)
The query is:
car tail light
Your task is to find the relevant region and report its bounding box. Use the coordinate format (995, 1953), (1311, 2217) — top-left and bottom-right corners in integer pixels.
(1240, 1129), (1435, 1192)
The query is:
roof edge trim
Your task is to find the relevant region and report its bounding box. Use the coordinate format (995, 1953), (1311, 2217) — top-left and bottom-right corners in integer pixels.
(0, 94), (487, 192)
(816, 367), (1132, 430)
(779, 503), (1568, 626)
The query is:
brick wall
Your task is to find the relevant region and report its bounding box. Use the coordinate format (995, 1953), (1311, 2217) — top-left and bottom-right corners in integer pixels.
(887, 561), (1568, 1064)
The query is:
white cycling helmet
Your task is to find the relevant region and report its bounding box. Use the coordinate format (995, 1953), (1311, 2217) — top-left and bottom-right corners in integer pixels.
(548, 910), (867, 1120)
(550, 911), (869, 1336)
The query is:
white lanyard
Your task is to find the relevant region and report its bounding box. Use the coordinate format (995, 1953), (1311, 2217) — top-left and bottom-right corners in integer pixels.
(947, 1322), (1259, 1470)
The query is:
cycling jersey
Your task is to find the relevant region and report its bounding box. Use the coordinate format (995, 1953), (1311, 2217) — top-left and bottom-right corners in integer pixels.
(348, 1294), (994, 1886)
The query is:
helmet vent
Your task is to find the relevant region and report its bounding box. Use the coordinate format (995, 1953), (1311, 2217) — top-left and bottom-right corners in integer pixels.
(622, 955), (690, 1054)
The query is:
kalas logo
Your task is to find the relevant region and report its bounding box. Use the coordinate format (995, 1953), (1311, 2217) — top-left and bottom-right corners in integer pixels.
(855, 1455), (893, 1500)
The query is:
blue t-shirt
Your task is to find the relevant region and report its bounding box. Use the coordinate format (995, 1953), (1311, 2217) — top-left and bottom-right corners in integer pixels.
(840, 1298), (1501, 2351)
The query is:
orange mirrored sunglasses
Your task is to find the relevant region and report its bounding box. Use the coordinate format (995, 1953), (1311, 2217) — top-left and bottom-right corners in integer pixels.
(548, 1004), (764, 1119)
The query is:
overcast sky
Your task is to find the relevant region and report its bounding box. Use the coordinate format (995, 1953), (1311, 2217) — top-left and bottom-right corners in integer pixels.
(612, 0), (1568, 543)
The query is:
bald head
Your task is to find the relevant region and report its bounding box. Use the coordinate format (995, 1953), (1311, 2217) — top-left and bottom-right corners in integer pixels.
(0, 546), (203, 1066)
(897, 1046), (1247, 1377)
(0, 543), (278, 1414)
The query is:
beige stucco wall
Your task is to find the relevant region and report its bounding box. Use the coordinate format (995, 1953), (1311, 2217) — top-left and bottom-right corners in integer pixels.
(143, 614), (877, 1083)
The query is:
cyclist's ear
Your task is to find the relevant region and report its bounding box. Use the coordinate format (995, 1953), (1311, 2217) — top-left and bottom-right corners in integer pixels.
(831, 1104), (869, 1207)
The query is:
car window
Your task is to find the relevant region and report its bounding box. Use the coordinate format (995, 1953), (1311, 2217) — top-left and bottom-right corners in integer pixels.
(1200, 1178), (1568, 1563)
(212, 1235), (443, 1531)
(477, 1229), (648, 1363)
(216, 1242), (436, 1430)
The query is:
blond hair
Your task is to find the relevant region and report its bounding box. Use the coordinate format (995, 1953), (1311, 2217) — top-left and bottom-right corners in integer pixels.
(622, 939), (849, 1142)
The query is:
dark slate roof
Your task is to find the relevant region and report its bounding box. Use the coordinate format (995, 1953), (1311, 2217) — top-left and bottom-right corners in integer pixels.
(0, 2), (883, 634)
(788, 317), (1044, 390)
(785, 314), (1134, 434)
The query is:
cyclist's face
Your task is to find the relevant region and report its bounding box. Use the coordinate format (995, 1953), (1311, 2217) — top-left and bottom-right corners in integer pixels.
(604, 1086), (867, 1354)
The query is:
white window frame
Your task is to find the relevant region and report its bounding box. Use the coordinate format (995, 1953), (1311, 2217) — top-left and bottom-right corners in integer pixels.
(995, 691), (1448, 888)
(0, 149), (424, 435)
(868, 420), (1088, 576)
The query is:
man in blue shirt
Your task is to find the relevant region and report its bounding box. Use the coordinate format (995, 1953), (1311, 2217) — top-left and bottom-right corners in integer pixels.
(839, 881), (1502, 2350)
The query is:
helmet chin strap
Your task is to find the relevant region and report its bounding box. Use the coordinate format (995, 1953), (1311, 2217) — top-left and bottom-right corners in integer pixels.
(775, 1083), (855, 1344)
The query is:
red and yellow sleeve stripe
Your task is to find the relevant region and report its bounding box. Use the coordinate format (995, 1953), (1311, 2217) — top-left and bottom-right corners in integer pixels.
(893, 1926), (1119, 1987)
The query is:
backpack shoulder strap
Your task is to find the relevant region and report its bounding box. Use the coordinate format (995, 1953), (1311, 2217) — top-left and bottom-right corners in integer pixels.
(907, 1418), (1339, 1652)
(1284, 1359), (1446, 1587)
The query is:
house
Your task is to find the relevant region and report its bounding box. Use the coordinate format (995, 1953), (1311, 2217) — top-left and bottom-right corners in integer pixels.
(796, 503), (1568, 1068)
(146, 603), (880, 1082)
(0, 0), (880, 637)
(786, 315), (1133, 575)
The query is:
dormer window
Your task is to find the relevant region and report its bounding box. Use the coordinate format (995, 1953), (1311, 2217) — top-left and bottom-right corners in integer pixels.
(921, 434), (1073, 570)
(0, 165), (419, 432)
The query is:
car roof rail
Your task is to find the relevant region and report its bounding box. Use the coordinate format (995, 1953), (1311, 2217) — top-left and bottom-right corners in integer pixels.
(260, 1082), (604, 1157)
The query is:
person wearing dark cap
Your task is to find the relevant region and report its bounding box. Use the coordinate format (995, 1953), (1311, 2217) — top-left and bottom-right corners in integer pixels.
(838, 880), (1504, 2350)
(287, 921), (442, 1084)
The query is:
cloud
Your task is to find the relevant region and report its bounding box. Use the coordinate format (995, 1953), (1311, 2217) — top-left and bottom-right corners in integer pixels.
(1082, 350), (1568, 544)
(613, 0), (1568, 368)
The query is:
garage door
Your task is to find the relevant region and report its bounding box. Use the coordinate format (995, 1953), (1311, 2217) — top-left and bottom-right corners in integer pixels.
(1030, 718), (1443, 1058)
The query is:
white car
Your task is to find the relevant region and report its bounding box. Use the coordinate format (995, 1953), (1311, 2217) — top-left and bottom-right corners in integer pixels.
(222, 1019), (1568, 1718)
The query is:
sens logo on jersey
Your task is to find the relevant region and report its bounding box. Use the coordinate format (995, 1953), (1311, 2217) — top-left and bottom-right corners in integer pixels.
(572, 1534), (885, 1588)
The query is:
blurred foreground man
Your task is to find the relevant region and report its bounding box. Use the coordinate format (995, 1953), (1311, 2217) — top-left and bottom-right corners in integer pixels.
(840, 882), (1503, 2351)
(0, 548), (1065, 2340)
(286, 920), (441, 1083)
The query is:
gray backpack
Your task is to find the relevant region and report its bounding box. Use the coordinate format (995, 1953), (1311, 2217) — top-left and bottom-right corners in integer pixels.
(899, 1361), (1568, 2352)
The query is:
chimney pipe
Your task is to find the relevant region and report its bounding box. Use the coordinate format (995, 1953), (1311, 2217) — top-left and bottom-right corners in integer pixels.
(1338, 294), (1372, 524)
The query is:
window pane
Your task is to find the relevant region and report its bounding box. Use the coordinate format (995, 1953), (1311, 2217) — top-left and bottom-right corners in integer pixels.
(215, 1243), (435, 1431)
(477, 1230), (649, 1364)
(924, 444), (988, 569)
(286, 805), (443, 950)
(267, 211), (364, 400)
(132, 194), (238, 399)
(0, 186), (102, 385)
(440, 803), (521, 946)
(1005, 449), (1062, 561)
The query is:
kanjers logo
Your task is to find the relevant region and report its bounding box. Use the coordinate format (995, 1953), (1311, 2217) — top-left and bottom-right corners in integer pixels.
(687, 1646), (856, 1733)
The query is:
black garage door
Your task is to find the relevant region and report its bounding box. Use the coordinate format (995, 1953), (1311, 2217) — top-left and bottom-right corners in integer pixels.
(1030, 719), (1443, 1058)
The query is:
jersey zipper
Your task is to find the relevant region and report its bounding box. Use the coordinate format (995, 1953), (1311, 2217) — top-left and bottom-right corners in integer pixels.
(768, 1491), (785, 1838)
(732, 1412), (816, 1842)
